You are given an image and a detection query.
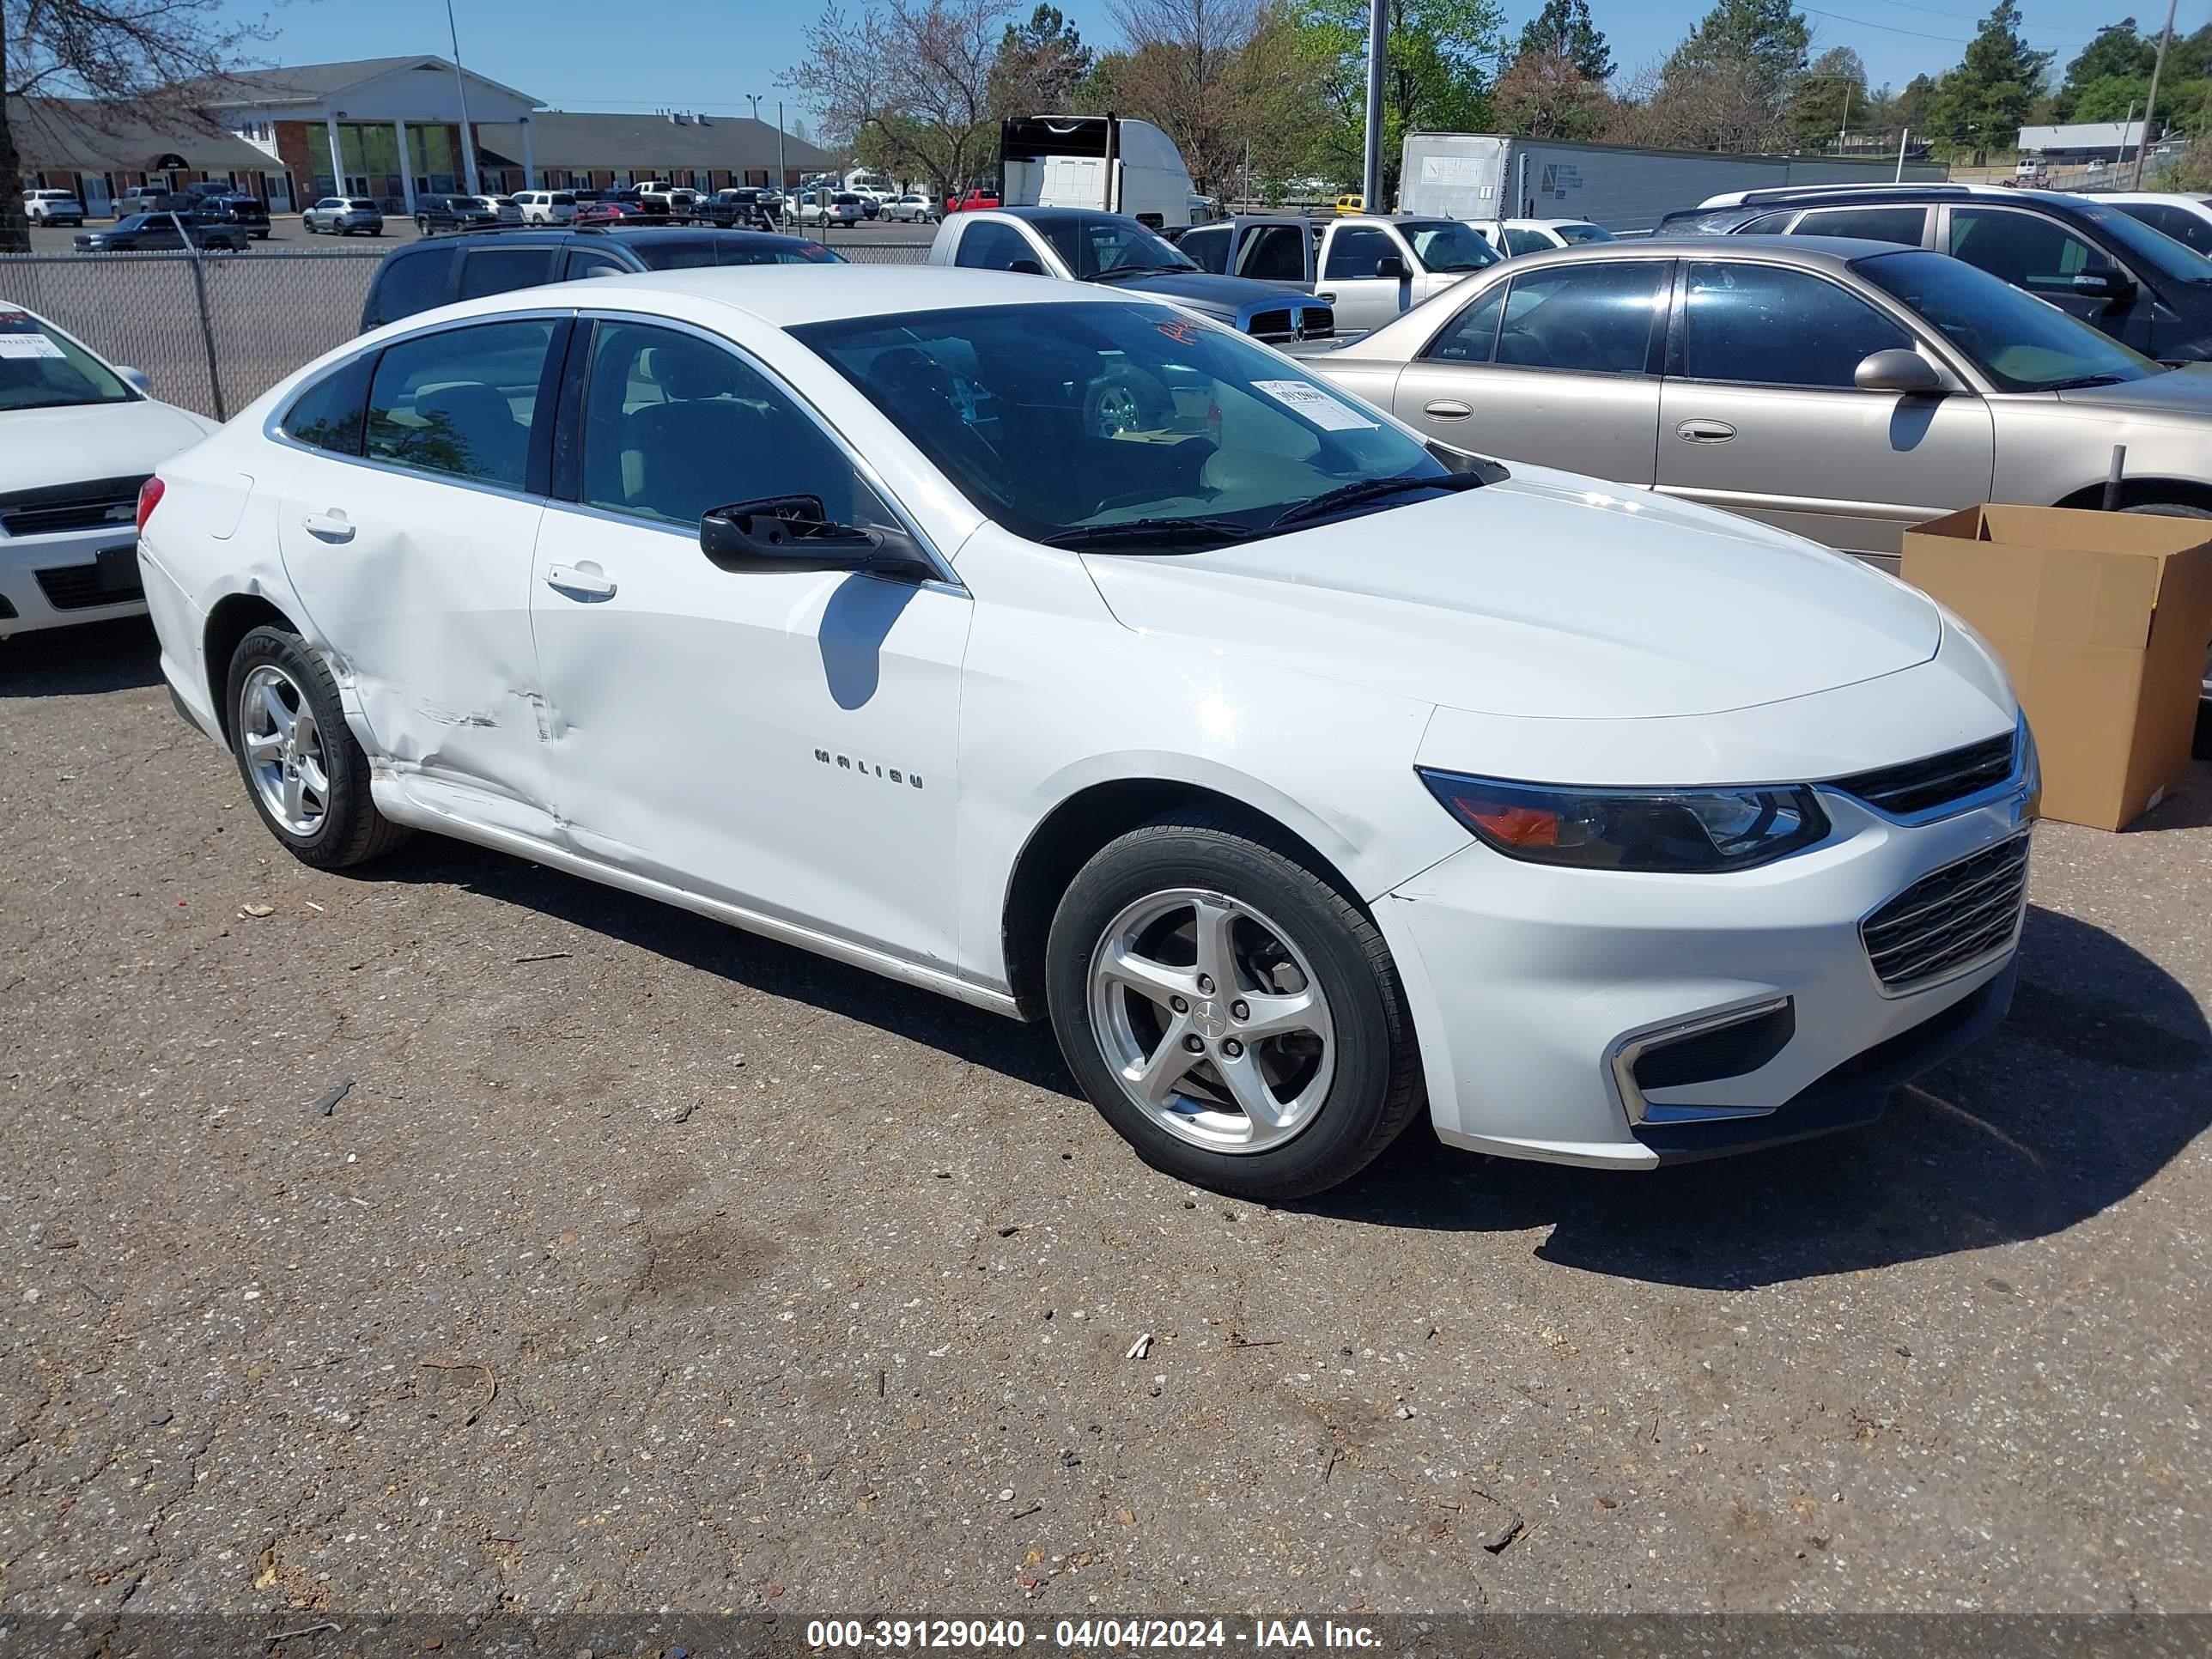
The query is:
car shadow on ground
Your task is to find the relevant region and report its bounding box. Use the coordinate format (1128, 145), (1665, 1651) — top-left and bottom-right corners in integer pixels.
(1305, 903), (2211, 1287)
(0, 618), (165, 697)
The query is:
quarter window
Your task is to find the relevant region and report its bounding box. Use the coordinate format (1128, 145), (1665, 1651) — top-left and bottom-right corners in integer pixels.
(1494, 262), (1667, 374)
(1178, 225), (1231, 273)
(1946, 208), (2104, 297)
(1681, 263), (1911, 388)
(574, 323), (871, 531)
(283, 353), (375, 455)
(1323, 226), (1396, 280)
(365, 320), (557, 489)
(1790, 205), (1928, 246)
(1426, 282), (1506, 363)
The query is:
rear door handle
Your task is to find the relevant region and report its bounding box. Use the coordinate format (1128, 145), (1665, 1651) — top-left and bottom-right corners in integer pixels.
(545, 563), (617, 603)
(1422, 399), (1473, 420)
(1675, 419), (1736, 443)
(301, 509), (355, 543)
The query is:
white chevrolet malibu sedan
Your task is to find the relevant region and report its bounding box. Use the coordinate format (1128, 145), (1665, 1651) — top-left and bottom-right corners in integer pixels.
(1, 302), (218, 641)
(137, 266), (2037, 1198)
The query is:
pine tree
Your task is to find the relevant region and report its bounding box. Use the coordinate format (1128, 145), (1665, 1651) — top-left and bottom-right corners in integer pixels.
(1515, 0), (1613, 84)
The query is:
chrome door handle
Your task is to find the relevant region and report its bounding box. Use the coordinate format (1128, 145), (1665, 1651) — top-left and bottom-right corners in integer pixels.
(545, 564), (617, 602)
(301, 510), (355, 543)
(1422, 399), (1474, 420)
(1675, 419), (1736, 443)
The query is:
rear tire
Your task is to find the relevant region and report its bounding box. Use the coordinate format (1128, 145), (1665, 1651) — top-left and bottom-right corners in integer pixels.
(1044, 810), (1423, 1200)
(225, 626), (411, 870)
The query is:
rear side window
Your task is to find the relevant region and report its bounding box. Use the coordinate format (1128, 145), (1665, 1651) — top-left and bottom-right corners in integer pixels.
(1239, 225), (1307, 283)
(1495, 262), (1667, 374)
(458, 246), (557, 300)
(564, 248), (632, 280)
(954, 221), (1041, 270)
(552, 193), (576, 206)
(365, 319), (559, 490)
(365, 246), (456, 329)
(1503, 227), (1552, 257)
(1790, 205), (1928, 246)
(1178, 225), (1230, 273)
(1681, 262), (1911, 388)
(2113, 201), (2212, 253)
(283, 353), (375, 455)
(1946, 208), (2102, 297)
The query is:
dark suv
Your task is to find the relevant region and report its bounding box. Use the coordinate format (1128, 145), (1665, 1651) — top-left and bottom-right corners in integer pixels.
(1655, 185), (2212, 362)
(190, 193), (271, 239)
(358, 224), (845, 331)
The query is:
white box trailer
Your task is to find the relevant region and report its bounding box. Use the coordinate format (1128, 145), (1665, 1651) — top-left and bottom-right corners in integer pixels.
(1398, 134), (1949, 233)
(1000, 113), (1197, 229)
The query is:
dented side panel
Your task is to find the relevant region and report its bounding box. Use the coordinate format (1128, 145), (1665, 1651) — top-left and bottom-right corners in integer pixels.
(276, 459), (558, 839)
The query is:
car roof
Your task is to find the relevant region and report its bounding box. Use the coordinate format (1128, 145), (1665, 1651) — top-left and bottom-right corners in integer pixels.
(1485, 233), (1910, 269)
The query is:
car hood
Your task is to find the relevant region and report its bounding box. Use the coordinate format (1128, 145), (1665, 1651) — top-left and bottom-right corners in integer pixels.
(0, 398), (217, 495)
(2051, 363), (2212, 413)
(1079, 466), (1942, 720)
(1092, 270), (1291, 317)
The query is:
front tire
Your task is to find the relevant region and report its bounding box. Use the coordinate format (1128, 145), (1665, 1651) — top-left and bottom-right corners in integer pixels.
(225, 626), (411, 870)
(1045, 811), (1423, 1200)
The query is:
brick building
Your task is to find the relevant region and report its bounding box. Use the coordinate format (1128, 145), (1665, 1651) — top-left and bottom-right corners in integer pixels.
(7, 96), (287, 215)
(471, 111), (832, 195)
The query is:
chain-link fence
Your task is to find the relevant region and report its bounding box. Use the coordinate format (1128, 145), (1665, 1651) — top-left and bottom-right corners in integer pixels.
(0, 249), (383, 422)
(0, 239), (931, 422)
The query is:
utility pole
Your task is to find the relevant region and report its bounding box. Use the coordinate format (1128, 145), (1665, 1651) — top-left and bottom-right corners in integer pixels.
(1894, 126), (1909, 181)
(2132, 0), (2174, 190)
(1360, 0), (1386, 211)
(778, 100), (790, 228)
(445, 0), (480, 195)
(1838, 82), (1851, 150)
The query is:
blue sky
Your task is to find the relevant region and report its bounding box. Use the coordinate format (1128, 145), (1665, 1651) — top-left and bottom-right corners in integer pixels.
(246, 0), (2208, 124)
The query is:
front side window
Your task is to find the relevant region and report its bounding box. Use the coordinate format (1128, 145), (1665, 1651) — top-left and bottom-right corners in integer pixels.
(575, 322), (871, 529)
(1856, 248), (2160, 392)
(954, 221), (1042, 271)
(1681, 262), (1911, 388)
(1495, 262), (1667, 374)
(459, 246), (557, 301)
(0, 305), (136, 411)
(365, 319), (557, 489)
(1401, 220), (1498, 272)
(1426, 281), (1506, 362)
(1790, 205), (1928, 246)
(1504, 227), (1553, 257)
(1033, 215), (1193, 279)
(2112, 201), (2212, 254)
(794, 301), (1457, 550)
(1177, 225), (1231, 273)
(1239, 224), (1308, 283)
(1947, 208), (2102, 297)
(1323, 226), (1396, 280)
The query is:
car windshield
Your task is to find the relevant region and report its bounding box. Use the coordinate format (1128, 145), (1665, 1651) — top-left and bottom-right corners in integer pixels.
(1032, 215), (1198, 279)
(2064, 198), (2212, 286)
(1555, 222), (1616, 245)
(794, 301), (1466, 549)
(1856, 248), (2162, 392)
(1399, 220), (1499, 272)
(112, 214), (157, 230)
(0, 306), (136, 411)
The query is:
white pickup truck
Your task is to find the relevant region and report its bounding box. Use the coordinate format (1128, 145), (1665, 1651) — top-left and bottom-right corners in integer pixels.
(1309, 215), (1502, 332)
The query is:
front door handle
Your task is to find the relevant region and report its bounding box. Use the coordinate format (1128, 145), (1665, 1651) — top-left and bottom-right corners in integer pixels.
(1316, 290), (1337, 304)
(545, 563), (617, 603)
(301, 509), (355, 543)
(1676, 419), (1736, 443)
(1422, 399), (1474, 420)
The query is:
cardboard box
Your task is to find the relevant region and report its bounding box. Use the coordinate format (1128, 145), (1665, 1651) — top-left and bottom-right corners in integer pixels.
(1900, 504), (2212, 832)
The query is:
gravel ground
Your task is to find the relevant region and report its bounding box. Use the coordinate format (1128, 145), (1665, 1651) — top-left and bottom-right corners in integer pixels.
(3, 619), (2209, 1626)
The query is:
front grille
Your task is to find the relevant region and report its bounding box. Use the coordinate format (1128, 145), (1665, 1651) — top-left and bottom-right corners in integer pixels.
(0, 475), (150, 538)
(36, 560), (143, 611)
(1247, 307), (1293, 341)
(1861, 832), (2030, 994)
(1296, 306), (1334, 340)
(1835, 731), (2015, 818)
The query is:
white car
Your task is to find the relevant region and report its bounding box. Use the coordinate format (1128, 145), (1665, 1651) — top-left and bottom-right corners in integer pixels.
(1, 303), (217, 641)
(799, 191), (866, 228)
(511, 190), (578, 225)
(2094, 191), (2212, 257)
(23, 189), (88, 227)
(1470, 217), (1616, 257)
(887, 192), (939, 223)
(137, 268), (2033, 1197)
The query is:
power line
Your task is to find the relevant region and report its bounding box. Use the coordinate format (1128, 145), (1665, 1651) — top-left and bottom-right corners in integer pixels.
(1802, 3), (2091, 45)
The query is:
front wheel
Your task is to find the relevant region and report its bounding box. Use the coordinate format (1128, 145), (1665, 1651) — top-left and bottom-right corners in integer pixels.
(416, 215), (430, 234)
(225, 626), (411, 869)
(1045, 811), (1423, 1200)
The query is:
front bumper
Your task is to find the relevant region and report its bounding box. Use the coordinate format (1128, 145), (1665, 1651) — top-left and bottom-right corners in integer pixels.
(0, 525), (149, 639)
(1376, 777), (2032, 1169)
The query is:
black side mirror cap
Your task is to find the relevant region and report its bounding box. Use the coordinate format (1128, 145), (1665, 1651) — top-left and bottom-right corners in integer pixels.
(1007, 257), (1045, 275)
(700, 496), (933, 580)
(1373, 255), (1409, 281)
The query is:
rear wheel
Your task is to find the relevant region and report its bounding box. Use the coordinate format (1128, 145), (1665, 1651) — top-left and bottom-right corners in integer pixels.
(225, 627), (411, 870)
(1045, 811), (1423, 1200)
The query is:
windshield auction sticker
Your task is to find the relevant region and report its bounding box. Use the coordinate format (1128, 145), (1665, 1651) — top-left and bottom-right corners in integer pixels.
(1251, 378), (1376, 432)
(0, 307), (64, 359)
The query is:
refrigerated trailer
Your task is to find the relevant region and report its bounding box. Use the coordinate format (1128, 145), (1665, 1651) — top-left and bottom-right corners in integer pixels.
(1397, 134), (1949, 233)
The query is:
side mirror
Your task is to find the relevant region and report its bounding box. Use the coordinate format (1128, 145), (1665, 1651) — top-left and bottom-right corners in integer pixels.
(2072, 266), (2135, 302)
(1373, 255), (1408, 281)
(117, 367), (153, 396)
(1006, 257), (1045, 276)
(1854, 348), (1945, 394)
(700, 496), (932, 580)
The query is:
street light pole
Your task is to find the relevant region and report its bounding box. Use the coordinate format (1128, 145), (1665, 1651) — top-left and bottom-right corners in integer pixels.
(445, 0), (481, 195)
(746, 94), (763, 121)
(2131, 0), (2178, 189)
(778, 100), (790, 228)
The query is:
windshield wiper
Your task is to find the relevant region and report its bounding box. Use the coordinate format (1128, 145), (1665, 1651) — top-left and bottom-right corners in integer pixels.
(1088, 262), (1188, 281)
(1269, 471), (1489, 531)
(2040, 373), (2132, 389)
(1041, 516), (1255, 549)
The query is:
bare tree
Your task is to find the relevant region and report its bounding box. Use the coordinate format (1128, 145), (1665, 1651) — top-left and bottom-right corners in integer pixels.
(785, 0), (1011, 196)
(1105, 0), (1262, 194)
(1603, 53), (1796, 150)
(1493, 47), (1606, 137)
(3, 0), (271, 249)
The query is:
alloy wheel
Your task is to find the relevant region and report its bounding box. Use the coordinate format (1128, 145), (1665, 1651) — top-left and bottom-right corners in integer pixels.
(1085, 887), (1335, 1154)
(239, 663), (331, 836)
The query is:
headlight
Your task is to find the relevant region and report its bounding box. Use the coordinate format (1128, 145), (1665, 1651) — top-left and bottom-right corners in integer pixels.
(1417, 769), (1829, 873)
